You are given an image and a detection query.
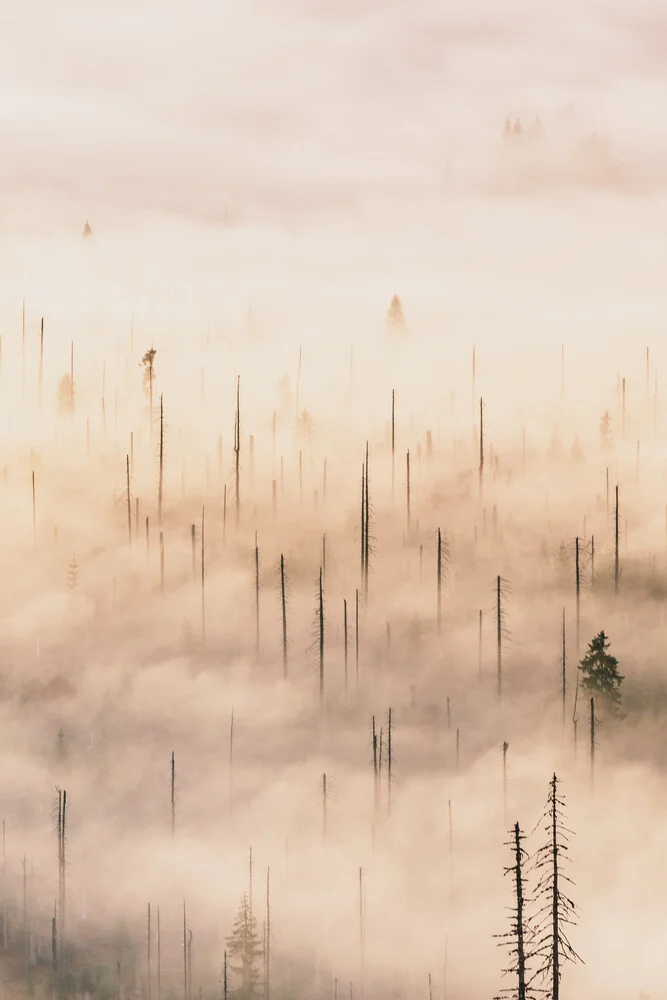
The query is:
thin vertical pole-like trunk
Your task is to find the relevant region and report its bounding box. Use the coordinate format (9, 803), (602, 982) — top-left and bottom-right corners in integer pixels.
(147, 904), (152, 1000)
(322, 533), (326, 588)
(478, 609), (483, 680)
(406, 449), (411, 535)
(201, 506), (206, 648)
(127, 455), (132, 544)
(280, 554), (287, 678)
(156, 907), (161, 1000)
(391, 390), (395, 504)
(437, 528), (442, 635)
(343, 598), (348, 694)
(158, 396), (164, 527)
(355, 588), (360, 683)
(319, 567), (324, 707)
(22, 855), (27, 982)
(496, 576), (502, 698)
(614, 485), (620, 594)
(2, 819), (6, 949)
(266, 869), (271, 1000)
(234, 376), (240, 526)
(590, 697), (595, 785)
(182, 902), (187, 1000)
(387, 707), (392, 817)
(255, 531), (260, 653)
(561, 608), (566, 729)
(479, 397), (484, 499)
(502, 741), (508, 827)
(372, 716), (377, 814)
(514, 823), (526, 1000)
(171, 752), (175, 835)
(364, 443), (370, 600)
(191, 524), (196, 580)
(622, 377), (626, 438)
(32, 470), (36, 547)
(149, 358), (154, 446)
(322, 774), (327, 840)
(575, 537), (580, 653)
(550, 775), (559, 1000)
(39, 318), (44, 413)
(360, 463), (365, 584)
(60, 790), (66, 945)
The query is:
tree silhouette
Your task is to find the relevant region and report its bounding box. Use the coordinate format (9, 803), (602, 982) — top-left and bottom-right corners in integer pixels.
(532, 775), (582, 1000)
(226, 894), (263, 1000)
(494, 822), (539, 1000)
(578, 631), (623, 715)
(386, 295), (405, 332)
(599, 411), (612, 451)
(82, 221), (93, 239)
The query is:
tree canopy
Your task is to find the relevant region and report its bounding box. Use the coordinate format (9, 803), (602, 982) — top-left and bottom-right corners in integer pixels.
(578, 631), (623, 714)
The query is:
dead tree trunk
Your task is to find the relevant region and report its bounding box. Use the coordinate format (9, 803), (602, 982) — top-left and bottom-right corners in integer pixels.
(280, 554), (288, 678)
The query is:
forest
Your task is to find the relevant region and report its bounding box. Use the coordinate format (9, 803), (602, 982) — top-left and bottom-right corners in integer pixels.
(1, 1), (666, 998)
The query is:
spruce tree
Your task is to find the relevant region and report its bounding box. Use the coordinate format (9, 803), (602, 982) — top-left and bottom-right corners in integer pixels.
(578, 631), (623, 715)
(226, 894), (262, 1000)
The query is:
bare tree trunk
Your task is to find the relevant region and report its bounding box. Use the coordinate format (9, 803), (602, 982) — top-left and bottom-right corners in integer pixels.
(496, 576), (502, 698)
(39, 318), (44, 413)
(157, 907), (161, 1000)
(514, 823), (527, 1000)
(355, 589), (360, 684)
(234, 377), (240, 526)
(575, 537), (580, 653)
(387, 708), (392, 817)
(147, 904), (152, 1000)
(171, 752), (175, 835)
(561, 609), (567, 730)
(158, 396), (164, 527)
(318, 567), (325, 707)
(255, 532), (260, 653)
(343, 599), (348, 694)
(502, 741), (508, 827)
(614, 485), (620, 594)
(182, 903), (187, 1000)
(127, 455), (132, 544)
(391, 390), (395, 504)
(437, 528), (442, 635)
(479, 397), (484, 499)
(280, 555), (287, 678)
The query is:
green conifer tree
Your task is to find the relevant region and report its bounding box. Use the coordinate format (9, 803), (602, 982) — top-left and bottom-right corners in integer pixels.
(578, 631), (623, 714)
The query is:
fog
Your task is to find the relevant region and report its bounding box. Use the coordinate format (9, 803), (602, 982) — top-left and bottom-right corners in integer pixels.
(0, 2), (666, 999)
